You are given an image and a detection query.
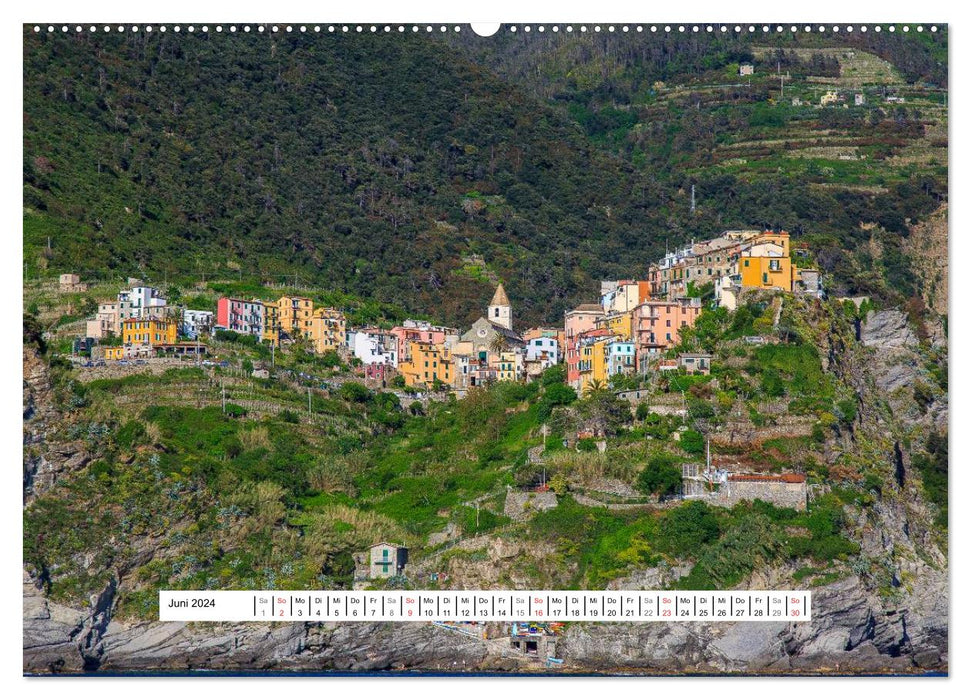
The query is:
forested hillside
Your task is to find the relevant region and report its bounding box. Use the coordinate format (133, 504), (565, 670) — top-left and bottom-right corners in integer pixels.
(24, 27), (946, 326)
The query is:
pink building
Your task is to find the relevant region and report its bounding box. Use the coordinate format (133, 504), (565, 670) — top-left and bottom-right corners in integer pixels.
(632, 298), (703, 371)
(390, 320), (454, 363)
(564, 304), (605, 387)
(216, 297), (265, 338)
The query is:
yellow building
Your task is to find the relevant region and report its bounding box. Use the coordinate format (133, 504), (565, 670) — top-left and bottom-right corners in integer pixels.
(739, 231), (798, 292)
(399, 341), (452, 388)
(309, 307), (347, 354)
(262, 300), (280, 346)
(103, 346), (125, 361)
(277, 295), (314, 338)
(577, 336), (612, 395)
(121, 317), (178, 347)
(595, 311), (633, 341)
(497, 351), (519, 382)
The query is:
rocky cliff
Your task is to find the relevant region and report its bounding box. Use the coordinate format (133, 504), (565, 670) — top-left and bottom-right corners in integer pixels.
(23, 565), (946, 674)
(22, 305), (948, 675)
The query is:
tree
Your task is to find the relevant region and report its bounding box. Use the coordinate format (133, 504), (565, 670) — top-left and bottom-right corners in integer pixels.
(544, 383), (577, 407)
(338, 382), (372, 403)
(660, 500), (721, 554)
(636, 453), (682, 497)
(584, 378), (608, 398)
(490, 331), (509, 356)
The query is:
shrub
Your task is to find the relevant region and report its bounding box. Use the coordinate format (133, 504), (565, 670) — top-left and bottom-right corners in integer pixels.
(224, 403), (247, 418)
(658, 501), (721, 556)
(576, 438), (597, 452)
(115, 420), (146, 449)
(278, 409), (300, 423)
(680, 429), (705, 455)
(636, 453), (682, 497)
(339, 382), (372, 403)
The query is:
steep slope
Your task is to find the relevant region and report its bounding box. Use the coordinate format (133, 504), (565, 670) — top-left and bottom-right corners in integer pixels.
(24, 30), (673, 328)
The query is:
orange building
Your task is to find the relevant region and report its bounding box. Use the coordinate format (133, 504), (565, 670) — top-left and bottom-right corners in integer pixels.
(739, 231), (798, 292)
(277, 295), (314, 338)
(398, 341), (453, 388)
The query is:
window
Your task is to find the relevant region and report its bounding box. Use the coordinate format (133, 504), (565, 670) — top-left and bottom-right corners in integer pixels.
(744, 260), (750, 267)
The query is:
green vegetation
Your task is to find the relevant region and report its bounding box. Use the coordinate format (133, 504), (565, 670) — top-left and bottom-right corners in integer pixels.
(25, 29), (946, 323)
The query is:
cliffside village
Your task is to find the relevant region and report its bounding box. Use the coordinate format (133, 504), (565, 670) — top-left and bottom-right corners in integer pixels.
(74, 229), (822, 396)
(68, 228), (820, 636)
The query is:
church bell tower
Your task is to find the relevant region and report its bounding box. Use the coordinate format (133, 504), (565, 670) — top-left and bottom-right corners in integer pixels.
(488, 283), (512, 330)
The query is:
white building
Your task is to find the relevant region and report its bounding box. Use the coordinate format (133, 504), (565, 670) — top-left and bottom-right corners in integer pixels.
(348, 329), (399, 367)
(182, 309), (214, 340)
(525, 336), (559, 368)
(119, 286), (167, 318)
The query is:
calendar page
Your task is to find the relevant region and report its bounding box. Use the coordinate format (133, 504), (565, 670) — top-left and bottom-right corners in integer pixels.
(21, 15), (948, 679)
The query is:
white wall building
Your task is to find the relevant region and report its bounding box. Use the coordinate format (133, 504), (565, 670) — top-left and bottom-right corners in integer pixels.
(525, 336), (559, 367)
(349, 329), (399, 367)
(182, 309), (214, 340)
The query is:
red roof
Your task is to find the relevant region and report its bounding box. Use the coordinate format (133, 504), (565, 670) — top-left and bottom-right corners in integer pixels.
(728, 473), (806, 483)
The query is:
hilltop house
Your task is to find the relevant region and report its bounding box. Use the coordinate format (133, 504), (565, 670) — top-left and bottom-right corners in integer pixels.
(59, 273), (88, 292)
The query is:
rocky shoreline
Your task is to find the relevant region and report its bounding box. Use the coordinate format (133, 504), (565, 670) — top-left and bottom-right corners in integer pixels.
(24, 568), (946, 675)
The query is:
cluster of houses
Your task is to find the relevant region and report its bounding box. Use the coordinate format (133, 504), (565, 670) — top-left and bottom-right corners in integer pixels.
(71, 229), (821, 394)
(83, 279), (207, 360)
(560, 229), (821, 393)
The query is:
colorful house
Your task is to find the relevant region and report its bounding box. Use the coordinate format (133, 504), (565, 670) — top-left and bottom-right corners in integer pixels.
(349, 328), (399, 367)
(277, 295), (314, 339)
(632, 298), (703, 370)
(181, 309), (214, 340)
(121, 317), (179, 347)
(572, 329), (615, 393)
(216, 297), (265, 338)
(595, 311), (634, 341)
(606, 340), (637, 378)
(739, 231), (797, 292)
(392, 320), (455, 364)
(309, 307), (347, 355)
(525, 336), (559, 367)
(600, 280), (651, 314)
(523, 327), (565, 358)
(497, 350), (521, 382)
(262, 300), (280, 346)
(120, 286), (167, 318)
(398, 341), (453, 388)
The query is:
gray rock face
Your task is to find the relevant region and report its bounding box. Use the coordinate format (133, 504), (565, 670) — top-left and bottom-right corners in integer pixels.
(558, 574), (946, 674)
(24, 568), (946, 674)
(861, 310), (918, 351)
